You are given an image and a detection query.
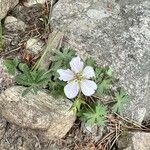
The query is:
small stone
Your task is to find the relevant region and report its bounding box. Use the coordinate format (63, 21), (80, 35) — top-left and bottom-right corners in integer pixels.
(24, 0), (46, 7)
(0, 86), (76, 139)
(0, 0), (19, 19)
(4, 16), (27, 32)
(82, 123), (104, 142)
(26, 38), (44, 54)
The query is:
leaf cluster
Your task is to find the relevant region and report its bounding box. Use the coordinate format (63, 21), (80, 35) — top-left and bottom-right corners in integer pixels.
(112, 89), (128, 113)
(16, 63), (51, 96)
(4, 58), (50, 96)
(4, 58), (19, 75)
(86, 58), (115, 95)
(78, 102), (108, 126)
(48, 48), (76, 97)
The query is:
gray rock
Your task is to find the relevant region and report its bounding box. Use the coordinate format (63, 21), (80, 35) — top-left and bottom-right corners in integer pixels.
(51, 0), (150, 123)
(0, 0), (19, 19)
(26, 38), (44, 54)
(0, 59), (15, 91)
(82, 123), (104, 143)
(23, 0), (46, 7)
(118, 131), (150, 150)
(0, 116), (6, 140)
(0, 86), (75, 139)
(4, 16), (27, 31)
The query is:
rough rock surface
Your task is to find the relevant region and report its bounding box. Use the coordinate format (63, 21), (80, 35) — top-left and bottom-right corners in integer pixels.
(26, 38), (44, 54)
(0, 115), (6, 140)
(0, 59), (15, 91)
(24, 0), (47, 7)
(0, 0), (19, 19)
(51, 0), (150, 123)
(4, 16), (27, 31)
(118, 132), (150, 150)
(0, 86), (75, 139)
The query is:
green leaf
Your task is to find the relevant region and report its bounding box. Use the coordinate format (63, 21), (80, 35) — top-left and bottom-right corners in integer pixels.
(70, 98), (86, 113)
(51, 48), (75, 67)
(18, 63), (33, 82)
(16, 62), (51, 95)
(79, 103), (108, 126)
(16, 74), (32, 86)
(106, 67), (113, 76)
(4, 58), (19, 75)
(85, 57), (96, 66)
(96, 79), (112, 95)
(112, 89), (128, 113)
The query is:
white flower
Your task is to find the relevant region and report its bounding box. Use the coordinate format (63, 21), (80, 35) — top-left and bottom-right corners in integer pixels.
(57, 56), (97, 99)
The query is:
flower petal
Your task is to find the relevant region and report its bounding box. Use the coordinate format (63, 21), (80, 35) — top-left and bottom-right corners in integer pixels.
(57, 69), (74, 81)
(81, 79), (97, 96)
(64, 81), (79, 99)
(70, 56), (84, 73)
(82, 66), (95, 79)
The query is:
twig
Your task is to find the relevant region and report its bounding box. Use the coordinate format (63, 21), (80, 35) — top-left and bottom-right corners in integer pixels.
(0, 47), (21, 57)
(109, 133), (121, 150)
(115, 113), (149, 129)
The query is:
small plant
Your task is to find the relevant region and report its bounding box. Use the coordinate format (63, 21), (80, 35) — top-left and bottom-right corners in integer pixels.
(16, 63), (50, 96)
(79, 103), (108, 126)
(4, 47), (127, 127)
(112, 89), (128, 113)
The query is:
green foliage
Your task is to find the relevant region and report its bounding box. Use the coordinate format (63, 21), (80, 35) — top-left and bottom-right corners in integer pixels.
(48, 80), (65, 97)
(85, 57), (96, 66)
(51, 47), (76, 70)
(112, 89), (128, 113)
(79, 103), (108, 126)
(4, 47), (128, 127)
(16, 63), (50, 96)
(86, 58), (114, 95)
(94, 68), (114, 96)
(48, 48), (76, 97)
(70, 98), (86, 113)
(4, 58), (20, 75)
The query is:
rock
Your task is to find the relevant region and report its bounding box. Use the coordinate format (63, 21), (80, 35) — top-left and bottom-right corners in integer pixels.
(82, 123), (104, 143)
(0, 86), (75, 139)
(26, 38), (44, 54)
(23, 0), (46, 7)
(4, 16), (26, 31)
(0, 116), (7, 140)
(117, 132), (150, 150)
(23, 0), (58, 7)
(51, 0), (150, 123)
(39, 30), (64, 70)
(0, 0), (19, 19)
(0, 59), (15, 91)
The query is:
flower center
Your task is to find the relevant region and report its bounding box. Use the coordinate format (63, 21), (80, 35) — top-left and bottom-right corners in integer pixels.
(75, 73), (82, 81)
